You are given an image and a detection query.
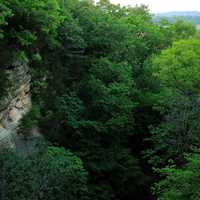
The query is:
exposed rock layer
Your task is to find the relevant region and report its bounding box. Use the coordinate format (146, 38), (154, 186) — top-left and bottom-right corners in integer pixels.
(0, 63), (31, 149)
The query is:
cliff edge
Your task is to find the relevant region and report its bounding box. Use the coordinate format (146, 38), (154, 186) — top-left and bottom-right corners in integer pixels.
(0, 63), (31, 149)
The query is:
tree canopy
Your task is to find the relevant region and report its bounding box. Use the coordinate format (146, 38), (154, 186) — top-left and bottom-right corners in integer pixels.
(0, 0), (200, 199)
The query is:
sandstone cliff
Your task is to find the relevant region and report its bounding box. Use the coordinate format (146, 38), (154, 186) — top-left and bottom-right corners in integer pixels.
(0, 62), (31, 149)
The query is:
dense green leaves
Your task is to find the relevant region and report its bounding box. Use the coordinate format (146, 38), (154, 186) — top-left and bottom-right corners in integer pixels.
(0, 0), (64, 68)
(0, 1), (12, 39)
(85, 58), (136, 132)
(19, 104), (41, 136)
(0, 146), (88, 200)
(153, 152), (200, 200)
(153, 39), (200, 97)
(1, 0), (200, 199)
(146, 39), (200, 166)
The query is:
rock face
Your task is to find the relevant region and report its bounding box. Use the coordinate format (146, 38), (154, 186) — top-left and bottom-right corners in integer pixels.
(0, 63), (31, 149)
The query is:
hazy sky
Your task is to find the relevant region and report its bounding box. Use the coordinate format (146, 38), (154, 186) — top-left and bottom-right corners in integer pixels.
(107, 0), (200, 13)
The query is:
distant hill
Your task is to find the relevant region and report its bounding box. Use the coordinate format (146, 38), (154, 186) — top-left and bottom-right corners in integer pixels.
(155, 11), (200, 17)
(153, 11), (200, 26)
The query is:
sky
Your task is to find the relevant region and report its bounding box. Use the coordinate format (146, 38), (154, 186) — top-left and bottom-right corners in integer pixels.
(106, 0), (200, 13)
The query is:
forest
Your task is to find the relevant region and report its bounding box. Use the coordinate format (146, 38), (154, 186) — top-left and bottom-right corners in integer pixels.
(0, 0), (200, 199)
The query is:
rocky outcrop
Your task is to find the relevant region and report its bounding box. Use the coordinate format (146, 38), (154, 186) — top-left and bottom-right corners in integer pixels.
(0, 63), (31, 149)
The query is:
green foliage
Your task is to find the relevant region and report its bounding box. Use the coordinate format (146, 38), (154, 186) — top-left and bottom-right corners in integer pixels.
(145, 38), (200, 167)
(170, 20), (197, 41)
(152, 38), (200, 99)
(19, 104), (41, 136)
(0, 0), (64, 67)
(31, 1), (185, 199)
(16, 31), (37, 47)
(5, 0), (63, 37)
(55, 92), (86, 129)
(86, 147), (148, 200)
(31, 68), (49, 104)
(146, 93), (200, 166)
(85, 57), (136, 132)
(0, 1), (12, 39)
(2, 0), (200, 199)
(153, 151), (200, 200)
(0, 145), (88, 200)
